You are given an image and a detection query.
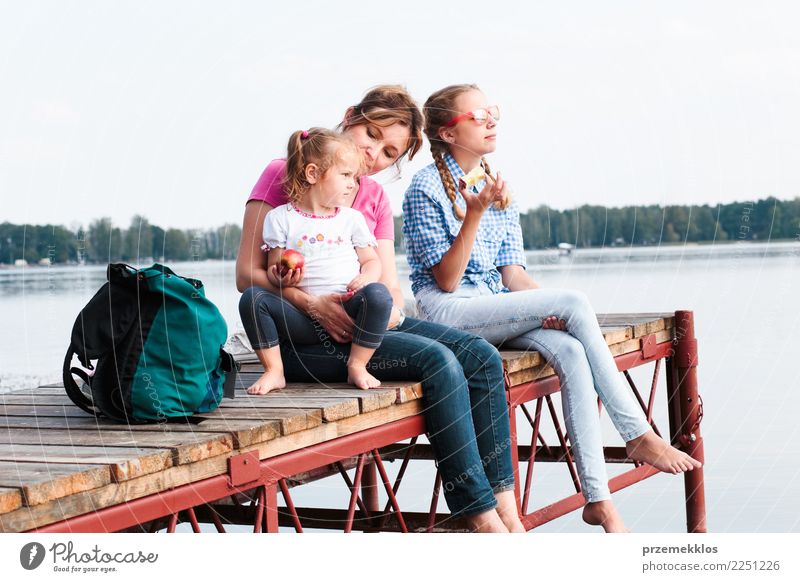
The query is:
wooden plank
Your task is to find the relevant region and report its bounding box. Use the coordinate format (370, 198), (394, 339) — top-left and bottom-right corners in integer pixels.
(501, 350), (544, 374)
(239, 387), (397, 413)
(0, 487), (22, 514)
(0, 428), (234, 465)
(601, 325), (634, 345)
(608, 328), (673, 357)
(222, 398), (359, 422)
(387, 382), (423, 404)
(0, 444), (173, 483)
(245, 400), (424, 462)
(0, 394), (74, 405)
(0, 404), (98, 418)
(0, 412), (284, 444)
(233, 378), (423, 405)
(0, 460), (111, 506)
(193, 409), (320, 436)
(0, 454), (232, 532)
(0, 400), (424, 532)
(8, 383), (421, 407)
(597, 314), (674, 337)
(12, 385), (402, 415)
(507, 364), (557, 387)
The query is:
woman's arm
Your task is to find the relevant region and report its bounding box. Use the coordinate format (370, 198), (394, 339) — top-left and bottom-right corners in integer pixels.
(375, 240), (405, 329)
(376, 240), (405, 307)
(431, 213), (483, 292)
(499, 265), (539, 291)
(236, 200), (274, 292)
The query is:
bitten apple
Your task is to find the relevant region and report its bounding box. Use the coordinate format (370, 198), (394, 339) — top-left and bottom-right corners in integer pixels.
(458, 166), (486, 190)
(279, 249), (305, 276)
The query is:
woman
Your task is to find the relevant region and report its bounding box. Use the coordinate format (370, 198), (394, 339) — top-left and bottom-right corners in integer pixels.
(402, 83), (702, 532)
(236, 86), (524, 532)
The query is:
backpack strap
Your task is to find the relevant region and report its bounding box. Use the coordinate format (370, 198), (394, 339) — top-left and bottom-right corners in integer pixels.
(62, 346), (102, 417)
(219, 348), (239, 399)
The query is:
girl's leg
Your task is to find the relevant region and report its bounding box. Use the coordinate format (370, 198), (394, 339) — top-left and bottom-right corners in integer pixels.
(341, 282), (393, 389)
(422, 287), (700, 474)
(238, 286), (329, 394)
(505, 328), (627, 532)
(515, 290), (701, 474)
(421, 287), (648, 436)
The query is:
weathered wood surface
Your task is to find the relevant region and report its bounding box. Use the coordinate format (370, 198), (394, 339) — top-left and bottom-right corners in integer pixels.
(0, 313), (674, 531)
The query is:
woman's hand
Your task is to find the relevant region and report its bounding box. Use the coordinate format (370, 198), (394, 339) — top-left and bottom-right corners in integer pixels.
(267, 264), (304, 288)
(386, 306), (403, 330)
(461, 171), (508, 216)
(542, 315), (567, 331)
(307, 292), (356, 342)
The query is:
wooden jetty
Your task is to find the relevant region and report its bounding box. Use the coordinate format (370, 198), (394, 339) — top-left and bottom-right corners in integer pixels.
(0, 311), (706, 533)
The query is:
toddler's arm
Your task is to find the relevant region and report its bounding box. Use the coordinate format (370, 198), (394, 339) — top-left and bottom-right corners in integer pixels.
(347, 246), (382, 292)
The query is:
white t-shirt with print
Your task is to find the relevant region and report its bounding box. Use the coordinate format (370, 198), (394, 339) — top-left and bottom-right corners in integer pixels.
(262, 203), (378, 296)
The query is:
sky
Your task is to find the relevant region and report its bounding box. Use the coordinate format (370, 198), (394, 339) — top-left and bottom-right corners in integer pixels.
(0, 1), (798, 229)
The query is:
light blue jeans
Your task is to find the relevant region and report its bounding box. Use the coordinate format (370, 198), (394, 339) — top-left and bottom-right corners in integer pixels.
(416, 282), (652, 502)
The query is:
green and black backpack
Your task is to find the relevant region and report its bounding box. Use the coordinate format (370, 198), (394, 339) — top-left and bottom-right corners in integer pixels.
(63, 263), (237, 423)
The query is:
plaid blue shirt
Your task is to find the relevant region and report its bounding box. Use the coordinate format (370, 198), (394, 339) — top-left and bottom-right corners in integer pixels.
(402, 153), (527, 295)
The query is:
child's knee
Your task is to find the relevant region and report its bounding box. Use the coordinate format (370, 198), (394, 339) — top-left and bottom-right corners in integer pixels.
(361, 282), (393, 311)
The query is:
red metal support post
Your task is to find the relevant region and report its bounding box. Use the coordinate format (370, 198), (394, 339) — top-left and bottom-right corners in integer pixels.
(672, 310), (707, 533)
(361, 463), (380, 515)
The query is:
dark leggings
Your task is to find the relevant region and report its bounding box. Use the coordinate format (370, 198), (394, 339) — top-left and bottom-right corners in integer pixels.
(239, 282), (393, 350)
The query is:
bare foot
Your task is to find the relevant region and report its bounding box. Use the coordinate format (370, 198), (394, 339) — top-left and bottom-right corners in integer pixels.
(347, 364), (381, 390)
(495, 490), (526, 533)
(465, 509), (509, 533)
(582, 500), (629, 533)
(246, 370), (286, 395)
(626, 430), (703, 474)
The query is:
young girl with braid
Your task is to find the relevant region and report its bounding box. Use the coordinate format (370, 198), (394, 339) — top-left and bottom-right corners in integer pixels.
(402, 83), (702, 532)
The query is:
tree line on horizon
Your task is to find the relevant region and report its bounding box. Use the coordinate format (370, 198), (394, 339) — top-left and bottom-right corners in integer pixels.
(393, 196), (799, 251)
(0, 215), (242, 265)
(1, 197), (798, 265)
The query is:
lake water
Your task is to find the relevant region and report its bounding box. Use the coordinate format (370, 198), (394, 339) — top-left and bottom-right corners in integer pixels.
(2, 241), (799, 532)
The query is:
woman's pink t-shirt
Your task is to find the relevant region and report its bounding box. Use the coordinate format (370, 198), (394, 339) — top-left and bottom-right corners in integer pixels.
(247, 159), (395, 241)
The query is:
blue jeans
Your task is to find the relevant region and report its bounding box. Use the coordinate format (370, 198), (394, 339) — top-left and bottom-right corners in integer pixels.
(417, 282), (651, 502)
(238, 287), (515, 517)
(240, 283), (392, 350)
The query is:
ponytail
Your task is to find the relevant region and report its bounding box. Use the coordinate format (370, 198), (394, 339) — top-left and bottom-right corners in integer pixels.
(282, 128), (359, 204)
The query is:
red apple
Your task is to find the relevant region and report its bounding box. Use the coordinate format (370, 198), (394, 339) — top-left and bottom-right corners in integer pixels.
(279, 249), (305, 276)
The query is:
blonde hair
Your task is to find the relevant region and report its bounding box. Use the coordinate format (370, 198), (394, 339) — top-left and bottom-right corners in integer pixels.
(283, 128), (360, 204)
(423, 84), (511, 221)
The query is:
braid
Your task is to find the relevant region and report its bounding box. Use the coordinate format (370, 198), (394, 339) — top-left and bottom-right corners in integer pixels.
(481, 157), (512, 210)
(433, 151), (465, 221)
